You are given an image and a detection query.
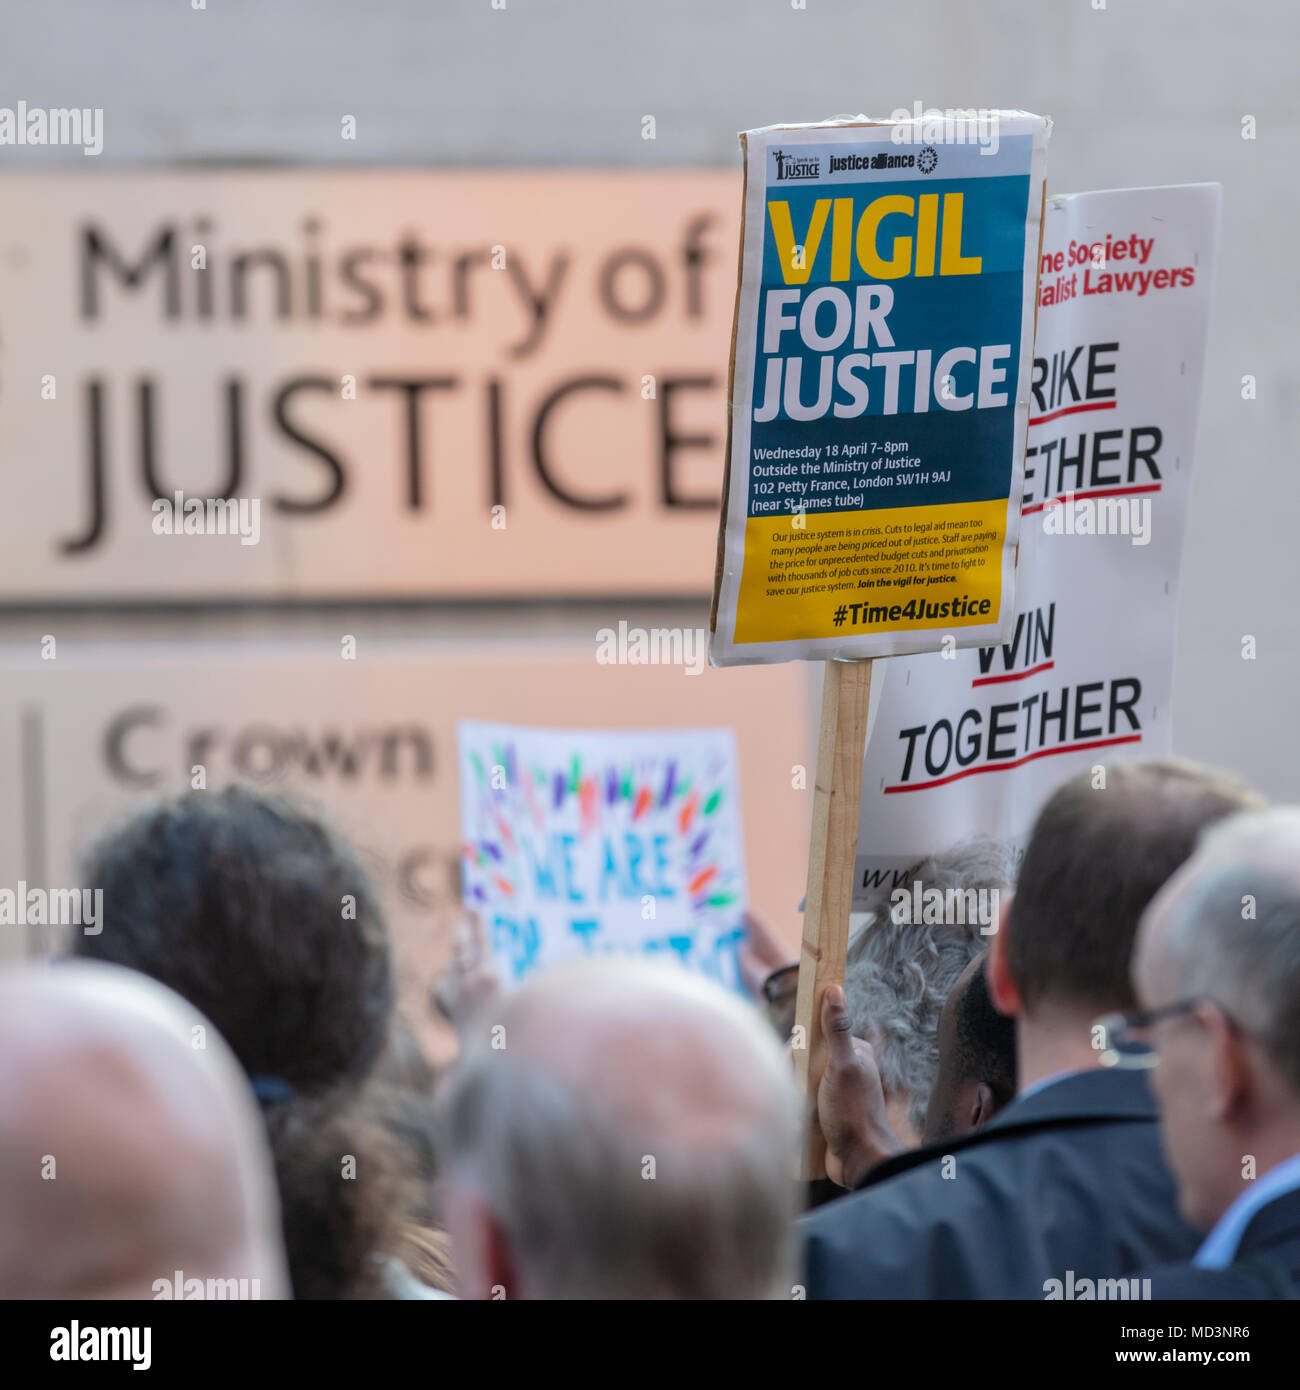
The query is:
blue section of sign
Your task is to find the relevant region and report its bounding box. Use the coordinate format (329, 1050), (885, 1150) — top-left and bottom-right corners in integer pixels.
(747, 162), (1034, 521)
(759, 172), (1032, 285)
(747, 409), (1013, 516)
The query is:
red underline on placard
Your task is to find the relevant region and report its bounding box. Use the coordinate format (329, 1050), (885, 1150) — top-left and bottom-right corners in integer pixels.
(971, 660), (1055, 688)
(883, 734), (1143, 794)
(1028, 399), (1118, 427)
(1022, 483), (1162, 517)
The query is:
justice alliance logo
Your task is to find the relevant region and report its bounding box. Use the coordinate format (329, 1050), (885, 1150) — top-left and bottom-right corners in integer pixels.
(772, 149), (820, 181)
(825, 148), (936, 174)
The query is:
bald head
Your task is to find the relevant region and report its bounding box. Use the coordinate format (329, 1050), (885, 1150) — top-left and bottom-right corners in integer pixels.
(0, 962), (288, 1299)
(497, 960), (792, 1136)
(438, 959), (799, 1300)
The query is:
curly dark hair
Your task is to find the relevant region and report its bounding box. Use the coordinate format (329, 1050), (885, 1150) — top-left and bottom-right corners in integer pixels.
(75, 785), (393, 1093)
(74, 785), (402, 1297)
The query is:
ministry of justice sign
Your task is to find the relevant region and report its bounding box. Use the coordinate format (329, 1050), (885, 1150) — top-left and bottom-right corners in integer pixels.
(0, 171), (738, 599)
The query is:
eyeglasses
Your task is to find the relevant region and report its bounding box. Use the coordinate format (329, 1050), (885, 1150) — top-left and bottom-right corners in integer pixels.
(761, 963), (799, 1006)
(1094, 996), (1238, 1069)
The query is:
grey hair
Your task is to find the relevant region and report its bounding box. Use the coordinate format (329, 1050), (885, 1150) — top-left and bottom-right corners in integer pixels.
(435, 961), (800, 1299)
(1160, 808), (1300, 1096)
(845, 838), (1016, 1133)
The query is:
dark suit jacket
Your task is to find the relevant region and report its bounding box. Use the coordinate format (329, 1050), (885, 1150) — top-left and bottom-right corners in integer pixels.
(801, 1068), (1200, 1299)
(1145, 1186), (1300, 1299)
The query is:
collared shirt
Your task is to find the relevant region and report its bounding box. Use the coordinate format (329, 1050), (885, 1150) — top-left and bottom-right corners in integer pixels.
(1016, 1067), (1091, 1105)
(1193, 1151), (1300, 1269)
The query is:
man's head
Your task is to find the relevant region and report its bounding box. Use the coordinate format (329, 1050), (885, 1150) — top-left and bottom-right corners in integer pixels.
(990, 760), (1262, 1041)
(75, 785), (394, 1094)
(922, 951), (1016, 1143)
(1132, 808), (1300, 1231)
(0, 961), (288, 1299)
(436, 958), (800, 1299)
(845, 838), (1013, 1137)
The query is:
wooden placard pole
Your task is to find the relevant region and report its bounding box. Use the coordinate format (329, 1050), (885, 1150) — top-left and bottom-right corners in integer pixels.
(793, 656), (873, 1180)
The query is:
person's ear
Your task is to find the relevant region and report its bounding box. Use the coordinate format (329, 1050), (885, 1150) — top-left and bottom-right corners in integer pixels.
(1202, 1002), (1249, 1125)
(969, 1082), (997, 1131)
(986, 898), (1020, 1018)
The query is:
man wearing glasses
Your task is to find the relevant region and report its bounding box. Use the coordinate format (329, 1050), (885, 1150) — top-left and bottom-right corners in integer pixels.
(1113, 808), (1300, 1298)
(803, 759), (1261, 1299)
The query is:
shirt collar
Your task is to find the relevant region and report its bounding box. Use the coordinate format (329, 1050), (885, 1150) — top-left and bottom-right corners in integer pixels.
(1016, 1067), (1091, 1104)
(1193, 1152), (1300, 1269)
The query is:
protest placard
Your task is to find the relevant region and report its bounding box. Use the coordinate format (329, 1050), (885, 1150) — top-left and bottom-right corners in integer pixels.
(457, 721), (749, 990)
(853, 183), (1221, 901)
(707, 110), (1049, 1175)
(710, 112), (1050, 666)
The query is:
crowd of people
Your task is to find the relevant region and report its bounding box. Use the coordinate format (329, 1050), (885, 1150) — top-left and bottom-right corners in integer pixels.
(2, 757), (1299, 1301)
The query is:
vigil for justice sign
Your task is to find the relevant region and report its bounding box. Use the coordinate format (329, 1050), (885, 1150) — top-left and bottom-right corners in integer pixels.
(0, 171), (737, 599)
(852, 184), (1221, 902)
(710, 114), (1050, 665)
